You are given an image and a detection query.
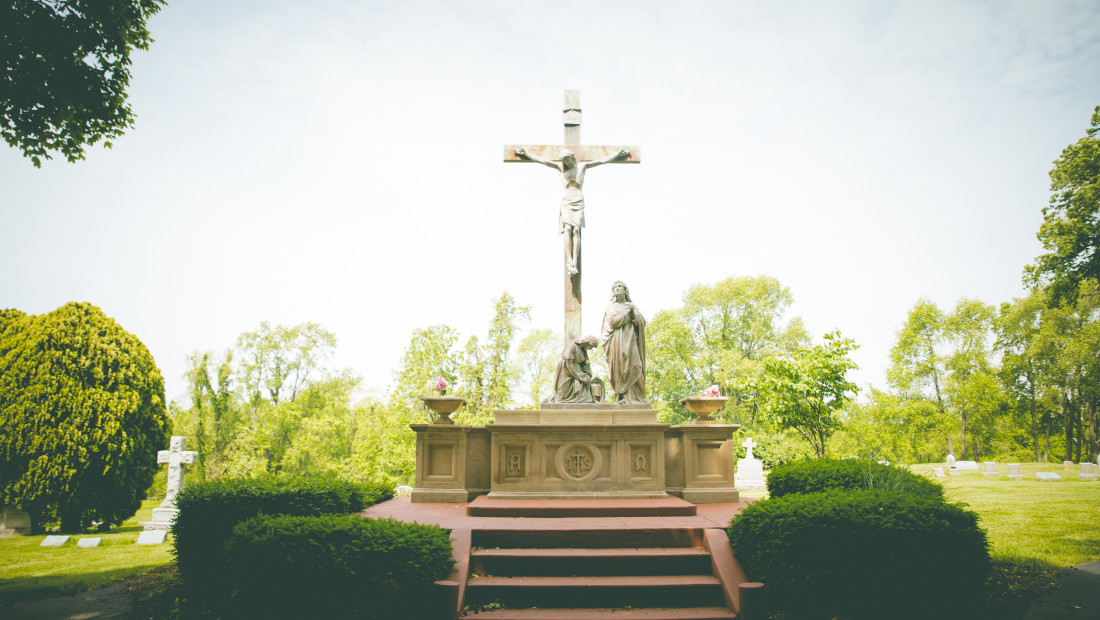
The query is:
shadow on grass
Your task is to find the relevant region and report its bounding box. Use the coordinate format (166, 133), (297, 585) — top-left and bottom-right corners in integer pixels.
(986, 557), (1064, 619)
(0, 563), (166, 608)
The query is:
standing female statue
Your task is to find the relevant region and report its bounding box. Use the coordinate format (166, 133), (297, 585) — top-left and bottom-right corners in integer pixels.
(601, 281), (647, 403)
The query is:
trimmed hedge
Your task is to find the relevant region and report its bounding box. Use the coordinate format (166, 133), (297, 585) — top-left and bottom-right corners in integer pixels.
(728, 489), (989, 619)
(766, 458), (945, 502)
(225, 514), (454, 619)
(173, 476), (393, 594)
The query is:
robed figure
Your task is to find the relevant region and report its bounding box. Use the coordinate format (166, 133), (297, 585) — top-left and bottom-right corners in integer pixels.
(543, 336), (602, 404)
(601, 281), (647, 403)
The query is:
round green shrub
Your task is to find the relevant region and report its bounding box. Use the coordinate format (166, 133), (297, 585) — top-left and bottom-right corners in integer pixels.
(225, 514), (454, 619)
(728, 489), (989, 619)
(173, 476), (393, 596)
(767, 458), (944, 502)
(0, 302), (171, 531)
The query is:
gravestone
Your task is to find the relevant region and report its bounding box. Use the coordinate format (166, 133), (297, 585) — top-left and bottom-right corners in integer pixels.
(1064, 460), (1074, 470)
(1079, 463), (1099, 481)
(955, 460), (979, 472)
(137, 530), (167, 545)
(141, 436), (198, 535)
(0, 505), (31, 537)
(735, 438), (766, 490)
(932, 467), (945, 478)
(1007, 463), (1024, 481)
(945, 454), (956, 471)
(394, 485), (413, 498)
(982, 461), (998, 477)
(1036, 472), (1062, 481)
(77, 537), (102, 548)
(40, 535), (69, 547)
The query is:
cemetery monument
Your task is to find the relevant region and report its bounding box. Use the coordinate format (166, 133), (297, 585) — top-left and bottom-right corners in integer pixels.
(141, 436), (197, 535)
(410, 91), (742, 504)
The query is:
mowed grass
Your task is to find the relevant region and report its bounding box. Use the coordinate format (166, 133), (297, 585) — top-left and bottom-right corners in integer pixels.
(0, 498), (175, 606)
(908, 462), (1100, 569)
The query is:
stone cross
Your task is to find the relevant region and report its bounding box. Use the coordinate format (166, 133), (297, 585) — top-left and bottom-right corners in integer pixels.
(505, 89), (640, 343)
(742, 437), (758, 461)
(158, 436), (197, 508)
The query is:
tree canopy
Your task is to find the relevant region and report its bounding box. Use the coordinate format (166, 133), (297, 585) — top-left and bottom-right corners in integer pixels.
(1, 0), (166, 166)
(0, 302), (171, 531)
(1026, 105), (1100, 304)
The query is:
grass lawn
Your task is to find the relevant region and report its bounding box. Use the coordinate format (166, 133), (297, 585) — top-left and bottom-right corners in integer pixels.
(0, 497), (175, 607)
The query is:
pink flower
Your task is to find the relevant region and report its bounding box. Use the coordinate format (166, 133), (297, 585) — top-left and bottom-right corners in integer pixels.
(703, 385), (720, 397)
(433, 376), (448, 394)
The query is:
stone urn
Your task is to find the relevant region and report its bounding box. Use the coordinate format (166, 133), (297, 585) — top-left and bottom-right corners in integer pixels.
(420, 396), (467, 424)
(679, 396), (729, 424)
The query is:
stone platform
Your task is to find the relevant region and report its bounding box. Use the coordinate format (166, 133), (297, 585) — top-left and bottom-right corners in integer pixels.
(411, 405), (740, 504)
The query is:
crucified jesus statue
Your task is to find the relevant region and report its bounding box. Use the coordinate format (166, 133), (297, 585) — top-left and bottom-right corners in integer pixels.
(513, 146), (630, 275)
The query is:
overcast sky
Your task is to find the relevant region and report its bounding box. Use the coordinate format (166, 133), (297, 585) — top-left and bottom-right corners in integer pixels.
(3, 0), (1100, 405)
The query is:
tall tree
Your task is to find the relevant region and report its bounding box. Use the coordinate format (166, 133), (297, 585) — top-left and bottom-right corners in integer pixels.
(756, 331), (859, 458)
(1026, 105), (1100, 305)
(515, 328), (561, 408)
(390, 324), (459, 419)
(1, 0), (166, 166)
(456, 293), (530, 422)
(646, 275), (809, 422)
(0, 302), (171, 530)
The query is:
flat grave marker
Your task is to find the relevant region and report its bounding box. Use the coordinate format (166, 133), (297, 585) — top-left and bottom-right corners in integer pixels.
(77, 537), (102, 548)
(1036, 472), (1062, 482)
(137, 530), (167, 545)
(955, 460), (979, 472)
(40, 535), (69, 547)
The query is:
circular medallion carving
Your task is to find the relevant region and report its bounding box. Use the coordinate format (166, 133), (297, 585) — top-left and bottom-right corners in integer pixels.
(554, 443), (602, 482)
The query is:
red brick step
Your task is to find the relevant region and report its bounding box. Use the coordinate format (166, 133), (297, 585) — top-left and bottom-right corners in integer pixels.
(463, 606), (738, 619)
(471, 547), (712, 577)
(466, 496), (698, 518)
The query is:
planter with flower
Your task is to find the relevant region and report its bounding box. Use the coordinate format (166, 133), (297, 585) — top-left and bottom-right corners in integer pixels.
(420, 376), (466, 424)
(678, 385), (729, 424)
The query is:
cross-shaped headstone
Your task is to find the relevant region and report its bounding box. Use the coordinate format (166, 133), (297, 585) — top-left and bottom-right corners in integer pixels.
(158, 436), (197, 508)
(505, 90), (640, 343)
(742, 437), (758, 461)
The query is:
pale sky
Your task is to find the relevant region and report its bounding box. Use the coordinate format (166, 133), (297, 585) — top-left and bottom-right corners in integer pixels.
(3, 0), (1100, 406)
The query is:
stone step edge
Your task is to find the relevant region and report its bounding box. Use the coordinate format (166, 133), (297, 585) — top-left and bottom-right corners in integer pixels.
(467, 496), (698, 517)
(472, 547), (710, 558)
(467, 575), (722, 587)
(462, 606), (737, 619)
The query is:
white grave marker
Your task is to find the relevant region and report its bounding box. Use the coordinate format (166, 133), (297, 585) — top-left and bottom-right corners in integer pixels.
(932, 467), (945, 478)
(1064, 460), (1074, 470)
(1036, 472), (1062, 481)
(735, 437), (766, 490)
(956, 460), (979, 472)
(142, 436), (198, 533)
(982, 462), (998, 477)
(137, 530), (167, 545)
(1007, 463), (1023, 481)
(1079, 463), (1098, 481)
(77, 537), (102, 548)
(40, 535), (70, 547)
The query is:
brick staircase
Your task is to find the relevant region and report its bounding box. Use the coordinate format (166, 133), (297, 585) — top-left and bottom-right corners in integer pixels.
(462, 527), (738, 619)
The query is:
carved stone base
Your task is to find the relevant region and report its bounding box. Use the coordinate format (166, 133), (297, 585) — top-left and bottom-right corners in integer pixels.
(411, 406), (741, 504)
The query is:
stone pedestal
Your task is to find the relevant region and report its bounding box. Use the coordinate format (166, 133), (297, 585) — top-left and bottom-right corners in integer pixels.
(411, 404), (740, 504)
(410, 425), (491, 503)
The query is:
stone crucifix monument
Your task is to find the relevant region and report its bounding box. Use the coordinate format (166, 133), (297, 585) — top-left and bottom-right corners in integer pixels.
(504, 89), (640, 344)
(141, 436), (198, 535)
(409, 91), (741, 505)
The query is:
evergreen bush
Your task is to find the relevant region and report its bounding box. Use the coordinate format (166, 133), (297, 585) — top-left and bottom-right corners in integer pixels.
(728, 489), (989, 619)
(225, 514), (454, 619)
(767, 458), (944, 502)
(0, 302), (171, 531)
(173, 476), (392, 594)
